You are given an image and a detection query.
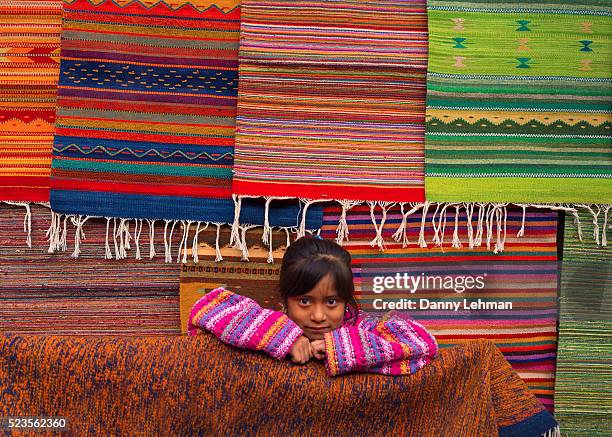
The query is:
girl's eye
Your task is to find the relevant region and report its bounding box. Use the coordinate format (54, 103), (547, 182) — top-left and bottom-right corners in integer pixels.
(299, 298), (310, 305)
(327, 298), (337, 305)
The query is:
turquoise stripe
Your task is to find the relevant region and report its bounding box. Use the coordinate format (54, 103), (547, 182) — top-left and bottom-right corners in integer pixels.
(53, 158), (232, 178)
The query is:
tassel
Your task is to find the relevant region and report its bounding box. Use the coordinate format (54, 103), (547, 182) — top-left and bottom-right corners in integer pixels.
(134, 219), (143, 260)
(124, 220), (131, 251)
(212, 223), (223, 262)
(368, 201), (395, 251)
(4, 201), (32, 247)
(104, 217), (113, 259)
(576, 204), (601, 245)
(336, 200), (361, 245)
(418, 201), (430, 248)
(602, 205), (610, 247)
(112, 218), (120, 259)
(474, 203), (485, 247)
(485, 204), (496, 250)
(267, 227), (274, 264)
(437, 203), (454, 250)
(280, 227), (291, 248)
(24, 203), (32, 248)
(298, 198), (328, 239)
(516, 204), (527, 237)
(239, 225), (258, 261)
(392, 203), (423, 248)
(192, 222), (209, 264)
(430, 203), (442, 246)
(46, 211), (61, 253)
(451, 204), (462, 248)
(166, 220), (178, 263)
(59, 215), (68, 252)
(464, 203), (475, 248)
(230, 194), (242, 249)
(262, 197), (273, 246)
(179, 221), (192, 263)
(70, 215), (89, 258)
(147, 219), (157, 259)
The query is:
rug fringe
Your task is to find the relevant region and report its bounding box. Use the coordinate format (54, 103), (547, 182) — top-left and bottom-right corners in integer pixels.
(542, 425), (561, 437)
(1, 200), (609, 261)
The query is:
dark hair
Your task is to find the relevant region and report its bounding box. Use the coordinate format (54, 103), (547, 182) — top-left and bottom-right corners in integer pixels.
(278, 236), (357, 310)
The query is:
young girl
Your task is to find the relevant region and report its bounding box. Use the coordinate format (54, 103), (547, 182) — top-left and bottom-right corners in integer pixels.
(187, 236), (438, 376)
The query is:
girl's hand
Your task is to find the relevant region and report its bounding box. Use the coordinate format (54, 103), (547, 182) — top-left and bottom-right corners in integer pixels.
(289, 336), (312, 364)
(310, 340), (326, 360)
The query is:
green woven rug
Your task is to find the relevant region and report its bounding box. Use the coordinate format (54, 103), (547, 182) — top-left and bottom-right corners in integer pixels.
(555, 211), (611, 435)
(424, 0), (612, 203)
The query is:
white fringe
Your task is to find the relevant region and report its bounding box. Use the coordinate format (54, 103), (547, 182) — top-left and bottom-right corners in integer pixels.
(212, 222), (223, 262)
(541, 425), (560, 437)
(368, 201), (395, 251)
(392, 202), (424, 248)
(417, 201), (431, 248)
(147, 219), (157, 259)
(297, 198), (328, 239)
(336, 200), (362, 245)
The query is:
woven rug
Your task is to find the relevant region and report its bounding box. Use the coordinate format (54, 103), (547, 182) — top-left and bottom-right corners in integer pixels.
(48, 0), (314, 231)
(0, 203), (181, 335)
(0, 334), (558, 435)
(232, 0), (428, 202)
(321, 204), (560, 412)
(554, 211), (611, 436)
(424, 0), (612, 203)
(0, 0), (62, 202)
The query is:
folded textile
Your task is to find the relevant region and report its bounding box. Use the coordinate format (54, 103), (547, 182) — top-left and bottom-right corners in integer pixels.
(0, 0), (62, 202)
(424, 0), (612, 203)
(0, 334), (558, 436)
(49, 0), (322, 232)
(232, 0), (428, 203)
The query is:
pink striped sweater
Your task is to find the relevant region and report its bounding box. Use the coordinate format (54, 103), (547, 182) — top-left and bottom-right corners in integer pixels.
(188, 287), (438, 376)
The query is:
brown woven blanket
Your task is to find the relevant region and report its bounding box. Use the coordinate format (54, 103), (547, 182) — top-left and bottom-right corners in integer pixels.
(0, 334), (557, 436)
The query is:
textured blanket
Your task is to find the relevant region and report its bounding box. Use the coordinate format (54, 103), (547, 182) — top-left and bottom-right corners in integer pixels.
(49, 0), (319, 230)
(424, 0), (612, 203)
(0, 0), (62, 202)
(0, 334), (557, 435)
(232, 0), (428, 202)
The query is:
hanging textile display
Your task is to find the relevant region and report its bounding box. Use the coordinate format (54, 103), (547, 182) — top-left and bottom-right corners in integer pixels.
(0, 0), (62, 202)
(321, 204), (560, 412)
(232, 0), (428, 203)
(47, 0), (323, 259)
(424, 0), (612, 203)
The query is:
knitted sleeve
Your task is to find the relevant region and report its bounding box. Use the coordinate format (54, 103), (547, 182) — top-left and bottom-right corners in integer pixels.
(322, 315), (438, 376)
(187, 287), (303, 360)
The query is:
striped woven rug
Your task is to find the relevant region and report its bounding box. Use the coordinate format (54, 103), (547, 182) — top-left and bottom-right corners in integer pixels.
(424, 0), (612, 203)
(555, 211), (611, 436)
(0, 0), (62, 202)
(232, 0), (428, 202)
(0, 203), (181, 335)
(321, 204), (560, 412)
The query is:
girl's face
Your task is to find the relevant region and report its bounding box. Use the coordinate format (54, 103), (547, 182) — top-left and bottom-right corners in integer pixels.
(286, 273), (346, 340)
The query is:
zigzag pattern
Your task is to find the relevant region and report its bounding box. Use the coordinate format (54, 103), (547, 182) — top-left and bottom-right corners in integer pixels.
(63, 0), (240, 14)
(54, 144), (233, 161)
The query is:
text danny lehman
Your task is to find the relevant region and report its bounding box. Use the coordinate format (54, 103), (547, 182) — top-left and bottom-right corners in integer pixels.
(372, 298), (513, 311)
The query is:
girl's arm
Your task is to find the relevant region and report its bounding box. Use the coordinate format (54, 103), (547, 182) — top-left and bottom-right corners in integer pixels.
(187, 287), (304, 360)
(322, 315), (438, 376)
